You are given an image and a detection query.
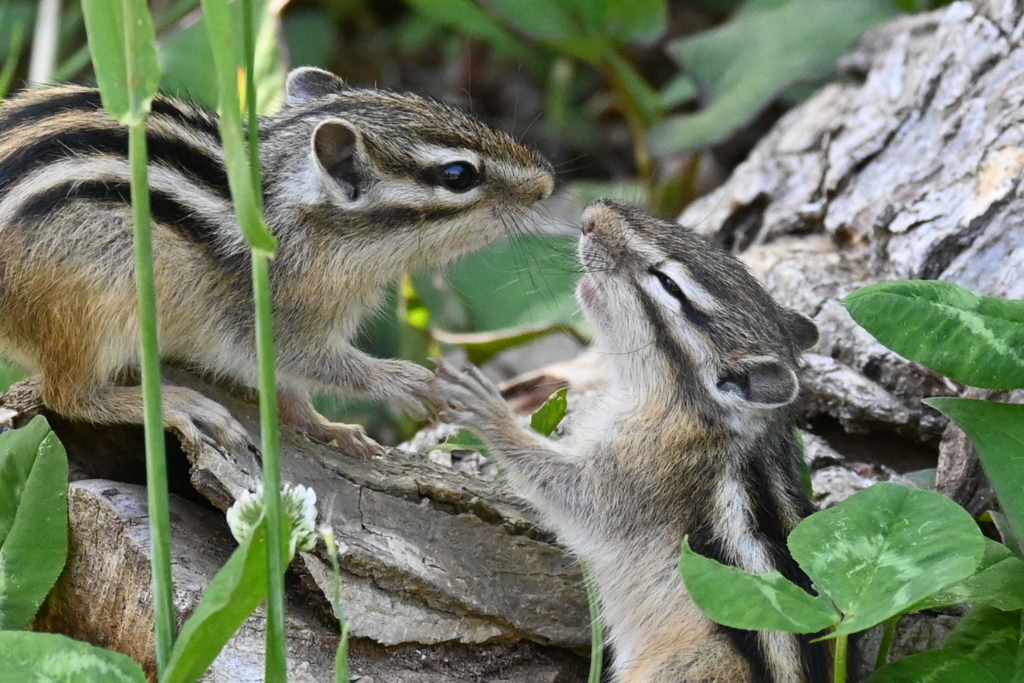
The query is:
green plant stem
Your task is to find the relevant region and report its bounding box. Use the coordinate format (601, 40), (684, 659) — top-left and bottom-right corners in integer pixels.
(875, 614), (899, 670)
(240, 0), (262, 205)
(581, 563), (604, 683)
(128, 121), (176, 676)
(834, 632), (848, 683)
(335, 622), (350, 683)
(252, 251), (288, 683)
(323, 527), (351, 683)
(237, 1), (285, 677)
(600, 60), (655, 211)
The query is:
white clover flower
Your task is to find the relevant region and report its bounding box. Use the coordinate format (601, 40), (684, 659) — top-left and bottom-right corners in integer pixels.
(226, 483), (320, 557)
(226, 485), (265, 545)
(283, 483), (318, 554)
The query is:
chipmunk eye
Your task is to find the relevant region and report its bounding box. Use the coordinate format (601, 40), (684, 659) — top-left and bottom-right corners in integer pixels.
(435, 162), (481, 193)
(649, 267), (712, 327)
(649, 268), (684, 301)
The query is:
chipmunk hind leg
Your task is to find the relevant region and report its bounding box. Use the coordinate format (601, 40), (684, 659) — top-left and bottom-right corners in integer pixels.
(277, 383), (384, 458)
(33, 285), (252, 452)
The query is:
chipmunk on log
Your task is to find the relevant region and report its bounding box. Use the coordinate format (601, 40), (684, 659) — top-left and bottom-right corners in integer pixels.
(434, 198), (830, 682)
(0, 67), (553, 456)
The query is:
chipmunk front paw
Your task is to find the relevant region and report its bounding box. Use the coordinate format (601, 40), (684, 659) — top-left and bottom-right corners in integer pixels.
(381, 359), (434, 421)
(431, 359), (514, 435)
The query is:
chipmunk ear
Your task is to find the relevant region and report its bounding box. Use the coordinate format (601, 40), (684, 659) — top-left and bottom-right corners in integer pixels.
(286, 67), (347, 105)
(783, 309), (819, 351)
(312, 119), (364, 201)
(717, 356), (799, 408)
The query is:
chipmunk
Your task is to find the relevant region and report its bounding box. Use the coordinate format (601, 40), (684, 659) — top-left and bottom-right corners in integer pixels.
(434, 198), (831, 682)
(0, 67), (553, 456)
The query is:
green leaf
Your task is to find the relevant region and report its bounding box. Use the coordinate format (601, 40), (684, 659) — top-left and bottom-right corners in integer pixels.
(926, 399), (1024, 552)
(483, 0), (604, 60)
(402, 0), (529, 58)
(82, 0), (161, 124)
(845, 280), (1024, 390)
(991, 509), (1024, 562)
(431, 235), (585, 335)
(163, 521), (273, 683)
(436, 428), (493, 460)
(943, 605), (1022, 682)
(531, 388), (569, 437)
(0, 416), (69, 630)
(0, 17), (28, 101)
(789, 482), (985, 637)
(914, 538), (1024, 612)
(867, 650), (1001, 683)
(160, 0), (285, 114)
(649, 0), (899, 155)
(480, 0), (666, 51)
(660, 73), (699, 108)
(604, 0), (667, 43)
(198, 0), (277, 253)
(0, 632), (147, 683)
(679, 538), (840, 633)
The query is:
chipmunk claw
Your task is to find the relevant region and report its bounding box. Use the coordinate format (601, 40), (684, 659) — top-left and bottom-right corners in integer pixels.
(314, 421), (387, 459)
(432, 359), (512, 431)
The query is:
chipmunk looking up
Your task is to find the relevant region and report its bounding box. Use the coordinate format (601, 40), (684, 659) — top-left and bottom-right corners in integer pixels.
(434, 198), (830, 682)
(0, 67), (553, 456)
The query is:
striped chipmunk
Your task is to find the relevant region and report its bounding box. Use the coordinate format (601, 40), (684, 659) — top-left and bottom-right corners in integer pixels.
(0, 67), (553, 456)
(434, 198), (831, 682)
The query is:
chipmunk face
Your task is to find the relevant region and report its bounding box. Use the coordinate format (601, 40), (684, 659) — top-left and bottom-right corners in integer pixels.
(577, 198), (818, 418)
(262, 68), (554, 271)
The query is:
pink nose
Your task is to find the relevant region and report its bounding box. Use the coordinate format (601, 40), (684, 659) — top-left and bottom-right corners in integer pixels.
(582, 220), (595, 234)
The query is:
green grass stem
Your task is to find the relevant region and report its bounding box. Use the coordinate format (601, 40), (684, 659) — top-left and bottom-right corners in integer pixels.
(582, 563), (604, 683)
(128, 121), (176, 675)
(240, 0), (263, 208)
(122, 0), (177, 672)
(875, 614), (899, 671)
(323, 526), (351, 682)
(834, 632), (848, 683)
(199, 0), (287, 678)
(252, 251), (288, 683)
(240, 1), (286, 677)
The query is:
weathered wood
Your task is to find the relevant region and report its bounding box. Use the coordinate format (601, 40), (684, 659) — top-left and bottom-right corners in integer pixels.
(2, 373), (590, 657)
(33, 480), (340, 682)
(30, 479), (584, 682)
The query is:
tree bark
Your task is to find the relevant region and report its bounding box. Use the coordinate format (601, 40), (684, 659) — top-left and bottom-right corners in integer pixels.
(2, 373), (588, 681)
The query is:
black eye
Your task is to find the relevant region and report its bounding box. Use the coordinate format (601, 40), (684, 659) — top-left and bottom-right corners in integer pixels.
(650, 267), (684, 301)
(434, 162), (481, 193)
(648, 267), (712, 328)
